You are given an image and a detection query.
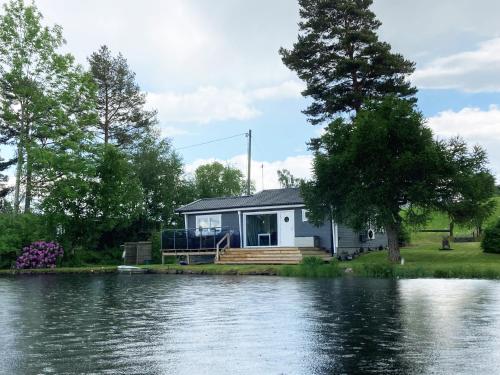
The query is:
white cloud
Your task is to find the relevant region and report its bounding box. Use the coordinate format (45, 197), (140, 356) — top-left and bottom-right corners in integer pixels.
(249, 80), (305, 101)
(185, 154), (313, 190)
(148, 87), (259, 125)
(25, 0), (300, 91)
(412, 38), (500, 92)
(148, 80), (303, 125)
(427, 105), (500, 139)
(427, 105), (500, 179)
(159, 126), (190, 138)
(373, 0), (500, 65)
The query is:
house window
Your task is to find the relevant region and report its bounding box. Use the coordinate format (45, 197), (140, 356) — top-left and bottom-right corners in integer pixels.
(195, 214), (222, 236)
(302, 209), (309, 222)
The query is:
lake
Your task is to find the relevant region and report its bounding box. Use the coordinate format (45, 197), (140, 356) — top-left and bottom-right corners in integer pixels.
(1, 275), (500, 374)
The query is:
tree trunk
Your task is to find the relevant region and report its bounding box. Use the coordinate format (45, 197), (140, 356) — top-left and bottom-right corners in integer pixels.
(24, 146), (32, 213)
(386, 225), (400, 263)
(13, 142), (23, 214)
(104, 87), (109, 144)
(14, 104), (26, 214)
(449, 220), (454, 238)
(104, 120), (109, 144)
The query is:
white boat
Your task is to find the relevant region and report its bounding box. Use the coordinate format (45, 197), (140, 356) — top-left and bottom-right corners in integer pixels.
(117, 265), (148, 273)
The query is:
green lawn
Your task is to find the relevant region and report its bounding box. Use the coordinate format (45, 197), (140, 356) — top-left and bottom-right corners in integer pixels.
(413, 196), (500, 238)
(343, 235), (500, 278)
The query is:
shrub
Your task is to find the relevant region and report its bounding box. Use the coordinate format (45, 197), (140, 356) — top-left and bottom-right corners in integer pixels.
(481, 219), (500, 253)
(0, 213), (49, 268)
(15, 241), (64, 269)
(301, 256), (326, 266)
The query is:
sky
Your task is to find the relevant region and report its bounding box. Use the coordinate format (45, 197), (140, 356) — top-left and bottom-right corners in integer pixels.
(2, 0), (500, 190)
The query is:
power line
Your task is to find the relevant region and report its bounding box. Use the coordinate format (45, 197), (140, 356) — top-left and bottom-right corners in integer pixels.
(176, 132), (247, 150)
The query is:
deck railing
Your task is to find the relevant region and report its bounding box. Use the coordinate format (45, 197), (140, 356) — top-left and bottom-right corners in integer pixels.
(215, 232), (231, 262)
(161, 227), (240, 251)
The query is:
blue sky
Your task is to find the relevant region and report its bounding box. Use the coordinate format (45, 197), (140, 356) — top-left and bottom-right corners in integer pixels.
(2, 0), (500, 189)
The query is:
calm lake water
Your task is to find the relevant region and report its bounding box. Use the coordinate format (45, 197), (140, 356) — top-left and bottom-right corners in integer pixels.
(1, 275), (500, 375)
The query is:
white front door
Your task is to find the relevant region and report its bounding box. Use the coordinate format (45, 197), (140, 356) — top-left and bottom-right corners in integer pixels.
(278, 210), (295, 247)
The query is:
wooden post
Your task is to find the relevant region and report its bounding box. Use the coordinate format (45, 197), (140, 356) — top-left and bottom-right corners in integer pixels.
(246, 129), (252, 195)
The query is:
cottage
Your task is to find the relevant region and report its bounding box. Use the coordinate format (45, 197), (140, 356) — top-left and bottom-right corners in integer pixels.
(161, 188), (387, 264)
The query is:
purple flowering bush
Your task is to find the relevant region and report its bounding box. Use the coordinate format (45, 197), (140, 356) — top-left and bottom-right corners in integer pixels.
(15, 241), (64, 269)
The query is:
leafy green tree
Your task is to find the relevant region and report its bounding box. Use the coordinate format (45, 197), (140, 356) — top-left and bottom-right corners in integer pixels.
(0, 0), (96, 213)
(88, 45), (157, 147)
(302, 97), (451, 262)
(471, 199), (497, 238)
(194, 162), (247, 198)
(43, 145), (144, 251)
(132, 133), (185, 230)
(40, 146), (97, 249)
(439, 137), (496, 237)
(277, 169), (302, 188)
(280, 0), (416, 124)
(92, 145), (143, 236)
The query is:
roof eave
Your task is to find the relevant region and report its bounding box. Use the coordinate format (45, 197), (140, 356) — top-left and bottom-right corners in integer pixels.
(177, 202), (305, 214)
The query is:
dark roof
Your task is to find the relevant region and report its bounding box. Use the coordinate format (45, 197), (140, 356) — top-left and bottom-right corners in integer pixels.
(176, 188), (304, 213)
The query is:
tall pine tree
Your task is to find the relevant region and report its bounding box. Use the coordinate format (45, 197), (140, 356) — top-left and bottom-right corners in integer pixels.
(88, 46), (157, 148)
(280, 0), (416, 124)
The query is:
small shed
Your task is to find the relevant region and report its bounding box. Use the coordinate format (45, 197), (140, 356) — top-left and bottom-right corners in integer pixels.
(122, 242), (152, 265)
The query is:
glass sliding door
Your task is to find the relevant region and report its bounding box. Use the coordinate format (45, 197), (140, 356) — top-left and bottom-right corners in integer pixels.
(245, 213), (278, 247)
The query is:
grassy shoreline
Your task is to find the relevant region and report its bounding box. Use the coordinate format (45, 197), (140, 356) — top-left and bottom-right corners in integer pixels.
(2, 235), (500, 279)
(0, 263), (336, 277)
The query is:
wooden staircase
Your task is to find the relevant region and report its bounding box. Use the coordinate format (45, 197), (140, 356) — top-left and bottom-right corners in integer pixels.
(216, 247), (332, 265)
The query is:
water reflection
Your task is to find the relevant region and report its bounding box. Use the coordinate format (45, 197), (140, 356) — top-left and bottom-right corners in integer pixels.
(1, 275), (500, 374)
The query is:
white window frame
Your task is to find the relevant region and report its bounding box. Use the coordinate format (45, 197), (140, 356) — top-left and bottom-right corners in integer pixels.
(301, 209), (309, 222)
(195, 214), (222, 236)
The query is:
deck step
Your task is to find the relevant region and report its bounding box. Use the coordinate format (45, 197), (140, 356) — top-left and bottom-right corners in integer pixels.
(217, 247), (331, 264)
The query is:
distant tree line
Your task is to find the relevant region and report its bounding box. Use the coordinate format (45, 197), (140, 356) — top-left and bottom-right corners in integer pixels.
(0, 0), (247, 267)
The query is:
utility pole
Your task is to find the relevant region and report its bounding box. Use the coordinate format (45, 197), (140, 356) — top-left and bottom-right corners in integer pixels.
(246, 129), (252, 195)
(261, 163), (264, 191)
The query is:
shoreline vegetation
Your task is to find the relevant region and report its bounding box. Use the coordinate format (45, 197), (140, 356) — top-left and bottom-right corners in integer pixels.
(2, 236), (500, 279)
(4, 209), (500, 279)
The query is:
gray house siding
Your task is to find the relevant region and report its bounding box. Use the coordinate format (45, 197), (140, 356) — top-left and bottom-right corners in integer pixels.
(187, 208), (333, 250)
(293, 208), (332, 251)
(185, 208), (387, 254)
(337, 224), (388, 254)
